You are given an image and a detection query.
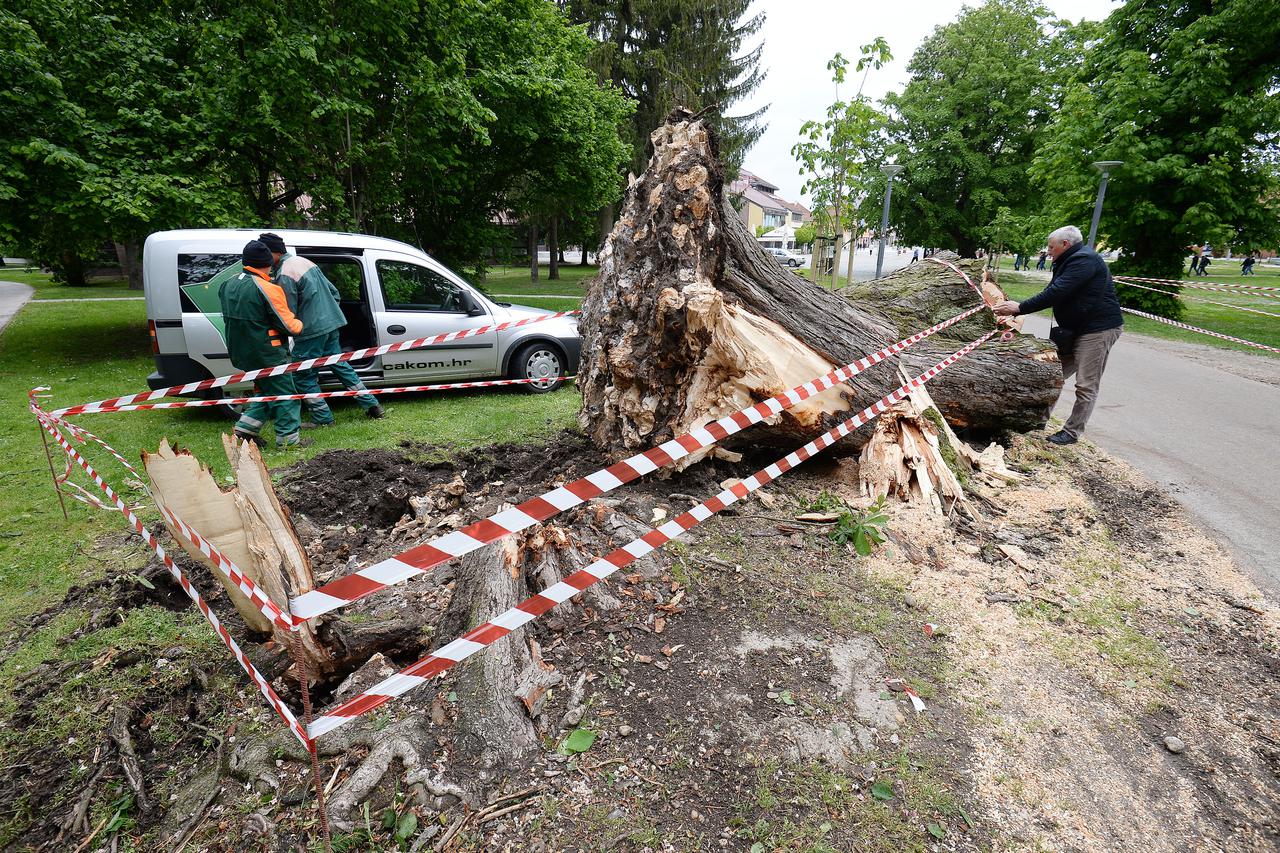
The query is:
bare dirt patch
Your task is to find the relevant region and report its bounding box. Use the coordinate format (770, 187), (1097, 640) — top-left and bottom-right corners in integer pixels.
(3, 430), (1277, 852)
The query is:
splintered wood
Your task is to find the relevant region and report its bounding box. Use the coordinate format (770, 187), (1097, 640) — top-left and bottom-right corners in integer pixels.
(578, 108), (1062, 470)
(142, 437), (333, 674)
(857, 373), (1022, 513)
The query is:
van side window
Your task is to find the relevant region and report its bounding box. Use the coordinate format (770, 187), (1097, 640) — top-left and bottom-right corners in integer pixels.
(177, 253), (241, 314)
(377, 260), (466, 312)
(313, 257), (364, 301)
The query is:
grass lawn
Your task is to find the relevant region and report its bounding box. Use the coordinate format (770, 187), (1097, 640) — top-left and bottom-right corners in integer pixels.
(470, 263), (594, 298)
(0, 284), (582, 646)
(995, 270), (1280, 359)
(0, 267), (142, 300)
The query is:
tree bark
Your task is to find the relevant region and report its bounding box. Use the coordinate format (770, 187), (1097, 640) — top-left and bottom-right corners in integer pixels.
(578, 109), (1061, 465)
(59, 251), (87, 287)
(548, 216), (560, 280)
(528, 221), (539, 282)
(114, 239), (143, 290)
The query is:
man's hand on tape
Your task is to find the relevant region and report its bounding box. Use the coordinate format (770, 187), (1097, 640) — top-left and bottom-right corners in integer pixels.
(992, 300), (1020, 316)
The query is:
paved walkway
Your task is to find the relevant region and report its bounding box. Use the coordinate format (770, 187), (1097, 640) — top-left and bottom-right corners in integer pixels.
(1021, 313), (1280, 597)
(0, 281), (34, 335)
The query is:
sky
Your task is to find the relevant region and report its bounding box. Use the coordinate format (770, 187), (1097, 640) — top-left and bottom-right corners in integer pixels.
(737, 0), (1121, 206)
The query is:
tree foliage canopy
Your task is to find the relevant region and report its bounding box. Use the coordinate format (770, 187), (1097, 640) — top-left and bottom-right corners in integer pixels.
(568, 0), (767, 176)
(878, 0), (1070, 256)
(1032, 0), (1280, 284)
(1, 0), (633, 277)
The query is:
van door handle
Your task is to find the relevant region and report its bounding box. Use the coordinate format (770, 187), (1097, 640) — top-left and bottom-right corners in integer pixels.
(387, 324), (406, 335)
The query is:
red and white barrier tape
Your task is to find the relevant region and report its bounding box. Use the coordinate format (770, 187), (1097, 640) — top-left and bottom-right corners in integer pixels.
(31, 400), (300, 634)
(1116, 279), (1280, 319)
(1115, 276), (1280, 301)
(32, 403), (310, 746)
(71, 375), (576, 414)
(288, 302), (990, 622)
(305, 330), (996, 738)
(51, 309), (579, 417)
(1115, 274), (1280, 293)
(1119, 307), (1280, 355)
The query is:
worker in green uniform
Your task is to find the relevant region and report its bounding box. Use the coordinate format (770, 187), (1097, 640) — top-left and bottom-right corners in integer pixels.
(219, 240), (309, 447)
(259, 233), (385, 426)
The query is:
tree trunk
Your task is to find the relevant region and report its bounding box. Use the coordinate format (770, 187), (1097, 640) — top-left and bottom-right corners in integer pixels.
(114, 239), (143, 290)
(548, 216), (560, 280)
(528, 222), (539, 282)
(578, 109), (1061, 466)
(142, 438), (334, 677)
(60, 251), (87, 287)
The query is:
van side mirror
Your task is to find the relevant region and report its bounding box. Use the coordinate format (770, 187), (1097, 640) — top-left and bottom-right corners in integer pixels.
(463, 292), (486, 316)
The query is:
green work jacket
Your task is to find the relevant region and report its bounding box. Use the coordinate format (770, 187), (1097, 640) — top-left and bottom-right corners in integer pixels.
(273, 253), (347, 341)
(218, 266), (304, 370)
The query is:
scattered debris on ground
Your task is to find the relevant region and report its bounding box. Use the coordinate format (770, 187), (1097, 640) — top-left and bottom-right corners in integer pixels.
(2, 430), (1277, 852)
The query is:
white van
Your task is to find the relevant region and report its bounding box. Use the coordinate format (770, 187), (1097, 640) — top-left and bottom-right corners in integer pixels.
(142, 229), (580, 411)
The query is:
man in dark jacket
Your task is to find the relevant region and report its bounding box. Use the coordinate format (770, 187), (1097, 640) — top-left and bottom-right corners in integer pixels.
(259, 233), (384, 426)
(219, 240), (308, 448)
(993, 225), (1123, 445)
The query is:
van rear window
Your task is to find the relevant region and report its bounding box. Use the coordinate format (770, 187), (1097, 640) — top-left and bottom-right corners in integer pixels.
(178, 254), (241, 314)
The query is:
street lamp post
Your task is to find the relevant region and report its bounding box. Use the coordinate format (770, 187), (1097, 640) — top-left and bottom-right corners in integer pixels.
(875, 164), (905, 279)
(1087, 160), (1124, 249)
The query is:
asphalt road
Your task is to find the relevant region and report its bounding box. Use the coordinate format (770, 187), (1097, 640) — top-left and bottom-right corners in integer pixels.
(1020, 313), (1280, 597)
(0, 280), (33, 335)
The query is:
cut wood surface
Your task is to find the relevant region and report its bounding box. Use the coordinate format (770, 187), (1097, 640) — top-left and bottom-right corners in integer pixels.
(578, 109), (1062, 466)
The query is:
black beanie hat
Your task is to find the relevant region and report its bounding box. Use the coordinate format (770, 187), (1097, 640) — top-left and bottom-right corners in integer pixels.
(258, 232), (287, 254)
(242, 240), (273, 269)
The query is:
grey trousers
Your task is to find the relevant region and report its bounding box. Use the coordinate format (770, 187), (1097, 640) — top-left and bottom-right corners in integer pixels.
(1060, 326), (1122, 437)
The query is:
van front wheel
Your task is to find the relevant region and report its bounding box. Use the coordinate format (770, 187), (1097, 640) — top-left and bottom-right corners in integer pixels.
(511, 342), (565, 393)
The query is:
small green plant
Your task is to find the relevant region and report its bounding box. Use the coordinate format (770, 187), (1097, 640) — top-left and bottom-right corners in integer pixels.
(805, 490), (846, 512)
(828, 496), (889, 556)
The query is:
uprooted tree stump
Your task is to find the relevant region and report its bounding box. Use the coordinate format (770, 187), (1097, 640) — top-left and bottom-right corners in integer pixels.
(578, 108), (1061, 492)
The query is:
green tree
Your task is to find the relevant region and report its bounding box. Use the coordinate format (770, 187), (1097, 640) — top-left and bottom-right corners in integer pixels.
(880, 0), (1066, 257)
(1, 0), (631, 279)
(569, 0), (767, 177)
(792, 40), (892, 288)
(2, 0), (246, 286)
(793, 222), (815, 251)
(1032, 0), (1280, 316)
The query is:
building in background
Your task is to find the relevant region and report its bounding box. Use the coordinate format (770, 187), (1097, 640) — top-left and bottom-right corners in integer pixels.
(729, 170), (811, 249)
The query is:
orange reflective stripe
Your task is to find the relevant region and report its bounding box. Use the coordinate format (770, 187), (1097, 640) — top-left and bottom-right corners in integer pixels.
(271, 339), (283, 346)
(249, 270), (304, 335)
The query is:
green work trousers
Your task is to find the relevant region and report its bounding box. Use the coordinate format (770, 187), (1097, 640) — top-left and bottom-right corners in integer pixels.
(291, 331), (378, 424)
(235, 374), (302, 445)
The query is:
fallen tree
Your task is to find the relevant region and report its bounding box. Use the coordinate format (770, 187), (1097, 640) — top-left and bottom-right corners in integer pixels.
(578, 109), (1061, 478)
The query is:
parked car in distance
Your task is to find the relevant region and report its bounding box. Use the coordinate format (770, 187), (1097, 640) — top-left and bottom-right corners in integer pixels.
(142, 229), (580, 414)
(765, 247), (806, 267)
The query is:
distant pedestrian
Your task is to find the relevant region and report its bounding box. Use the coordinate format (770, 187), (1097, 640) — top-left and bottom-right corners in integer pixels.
(1197, 254), (1211, 276)
(260, 233), (385, 426)
(1036, 250), (1048, 271)
(910, 249), (919, 264)
(1188, 247), (1202, 274)
(992, 225), (1122, 446)
(1242, 255), (1256, 275)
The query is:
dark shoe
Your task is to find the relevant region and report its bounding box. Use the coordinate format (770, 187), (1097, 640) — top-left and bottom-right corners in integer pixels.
(366, 404), (386, 419)
(233, 429), (265, 447)
(277, 435), (314, 449)
(1046, 429), (1077, 445)
(299, 421), (333, 430)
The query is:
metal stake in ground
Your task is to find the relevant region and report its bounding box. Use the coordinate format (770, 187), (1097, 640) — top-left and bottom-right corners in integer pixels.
(290, 633), (333, 852)
(35, 413), (69, 520)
